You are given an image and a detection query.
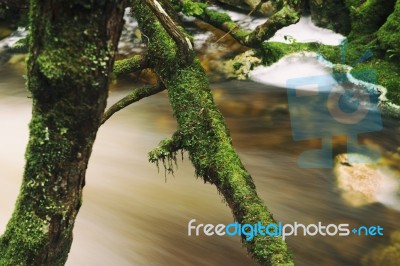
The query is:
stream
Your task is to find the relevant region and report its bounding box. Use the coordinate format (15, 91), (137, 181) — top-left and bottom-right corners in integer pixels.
(1, 59), (400, 265)
(1, 7), (400, 266)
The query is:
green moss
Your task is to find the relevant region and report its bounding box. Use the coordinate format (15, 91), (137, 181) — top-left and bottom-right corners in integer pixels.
(244, 6), (300, 47)
(345, 0), (396, 39)
(0, 113), (76, 263)
(233, 62), (243, 70)
(28, 1), (113, 91)
(204, 9), (232, 25)
(0, 0), (123, 264)
(149, 136), (181, 175)
(165, 64), (293, 264)
(259, 41), (340, 65)
(352, 60), (400, 105)
(181, 0), (206, 16)
(0, 205), (48, 265)
(133, 1), (293, 264)
(255, 19), (400, 107)
(113, 55), (144, 77)
(377, 0), (400, 58)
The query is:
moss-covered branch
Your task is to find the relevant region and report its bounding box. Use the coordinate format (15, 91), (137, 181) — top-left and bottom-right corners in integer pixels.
(148, 132), (184, 174)
(177, 0), (301, 48)
(244, 5), (300, 47)
(145, 0), (194, 63)
(101, 83), (165, 125)
(149, 132), (183, 163)
(132, 1), (293, 265)
(113, 55), (150, 77)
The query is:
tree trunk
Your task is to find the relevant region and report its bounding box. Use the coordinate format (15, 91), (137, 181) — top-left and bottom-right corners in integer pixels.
(0, 1), (126, 265)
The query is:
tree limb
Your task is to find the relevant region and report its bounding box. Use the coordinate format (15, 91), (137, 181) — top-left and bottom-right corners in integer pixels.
(178, 0), (301, 48)
(101, 83), (165, 125)
(144, 0), (194, 63)
(113, 55), (149, 77)
(148, 131), (183, 163)
(132, 1), (293, 264)
(244, 6), (301, 46)
(148, 132), (184, 175)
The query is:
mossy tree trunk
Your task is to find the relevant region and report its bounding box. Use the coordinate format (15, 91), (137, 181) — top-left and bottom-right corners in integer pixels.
(135, 1), (293, 265)
(0, 1), (126, 265)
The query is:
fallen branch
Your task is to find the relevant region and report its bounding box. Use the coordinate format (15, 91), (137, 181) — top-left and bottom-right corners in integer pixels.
(178, 0), (301, 48)
(132, 1), (294, 264)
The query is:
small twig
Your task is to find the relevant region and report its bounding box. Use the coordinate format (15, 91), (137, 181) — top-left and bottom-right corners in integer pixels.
(215, 4), (260, 44)
(101, 83), (165, 125)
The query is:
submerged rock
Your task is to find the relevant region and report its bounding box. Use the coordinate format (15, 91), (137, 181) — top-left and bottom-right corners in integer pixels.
(222, 50), (262, 80)
(334, 153), (400, 210)
(362, 230), (400, 266)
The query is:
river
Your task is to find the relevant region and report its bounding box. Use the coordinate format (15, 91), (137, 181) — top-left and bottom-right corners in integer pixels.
(1, 55), (400, 265)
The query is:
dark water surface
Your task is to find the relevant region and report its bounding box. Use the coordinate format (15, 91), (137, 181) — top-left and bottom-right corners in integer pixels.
(1, 63), (399, 266)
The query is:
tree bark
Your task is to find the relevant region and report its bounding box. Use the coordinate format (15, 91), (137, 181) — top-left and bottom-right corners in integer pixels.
(0, 1), (126, 265)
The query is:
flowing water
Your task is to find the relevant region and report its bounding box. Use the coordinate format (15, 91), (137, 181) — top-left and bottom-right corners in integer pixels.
(1, 58), (400, 266)
(1, 8), (400, 265)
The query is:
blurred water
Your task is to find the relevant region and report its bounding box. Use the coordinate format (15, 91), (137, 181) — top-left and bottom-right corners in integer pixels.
(0, 61), (399, 266)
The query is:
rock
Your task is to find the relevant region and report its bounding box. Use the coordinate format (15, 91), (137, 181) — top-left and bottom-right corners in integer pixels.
(334, 153), (400, 209)
(308, 0), (351, 34)
(0, 27), (12, 40)
(362, 230), (400, 266)
(221, 50), (262, 80)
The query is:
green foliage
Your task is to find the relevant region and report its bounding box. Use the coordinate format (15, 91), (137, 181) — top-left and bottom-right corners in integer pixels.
(182, 0), (206, 16)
